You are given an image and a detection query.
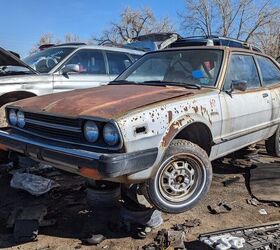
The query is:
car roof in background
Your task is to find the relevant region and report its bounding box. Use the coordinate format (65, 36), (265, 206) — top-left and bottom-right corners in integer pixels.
(42, 43), (144, 55)
(170, 36), (262, 53)
(146, 46), (268, 58)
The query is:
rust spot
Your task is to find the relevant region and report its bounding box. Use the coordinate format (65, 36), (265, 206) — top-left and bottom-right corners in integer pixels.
(192, 106), (199, 113)
(13, 85), (206, 119)
(167, 111), (173, 123)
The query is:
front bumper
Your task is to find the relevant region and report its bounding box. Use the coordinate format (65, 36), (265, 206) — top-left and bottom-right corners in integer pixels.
(0, 128), (158, 179)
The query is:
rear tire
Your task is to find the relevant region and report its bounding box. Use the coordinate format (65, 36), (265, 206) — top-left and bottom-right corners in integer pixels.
(265, 126), (280, 157)
(144, 139), (212, 214)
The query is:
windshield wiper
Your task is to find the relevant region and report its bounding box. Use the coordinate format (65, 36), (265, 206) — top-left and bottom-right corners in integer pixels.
(109, 80), (140, 85)
(142, 80), (201, 89)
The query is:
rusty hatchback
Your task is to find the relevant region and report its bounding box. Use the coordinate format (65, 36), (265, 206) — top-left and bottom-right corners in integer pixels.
(1, 46), (280, 214)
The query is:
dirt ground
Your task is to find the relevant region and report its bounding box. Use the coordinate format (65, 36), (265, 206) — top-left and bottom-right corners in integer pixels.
(0, 144), (280, 250)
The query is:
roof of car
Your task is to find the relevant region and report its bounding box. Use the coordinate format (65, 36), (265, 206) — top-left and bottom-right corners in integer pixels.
(52, 44), (144, 55)
(152, 45), (265, 55)
(147, 45), (276, 61)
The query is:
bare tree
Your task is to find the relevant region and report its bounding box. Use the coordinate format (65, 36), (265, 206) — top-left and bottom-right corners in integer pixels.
(179, 0), (280, 42)
(253, 18), (280, 57)
(179, 0), (217, 36)
(29, 33), (55, 54)
(64, 33), (80, 43)
(92, 7), (174, 45)
(29, 33), (82, 55)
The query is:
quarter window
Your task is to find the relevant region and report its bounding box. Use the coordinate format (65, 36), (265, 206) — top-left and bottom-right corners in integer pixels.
(224, 54), (260, 90)
(107, 52), (132, 75)
(256, 56), (280, 86)
(66, 50), (106, 74)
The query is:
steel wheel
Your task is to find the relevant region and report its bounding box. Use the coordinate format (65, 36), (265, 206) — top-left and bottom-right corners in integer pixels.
(144, 139), (212, 214)
(158, 153), (206, 204)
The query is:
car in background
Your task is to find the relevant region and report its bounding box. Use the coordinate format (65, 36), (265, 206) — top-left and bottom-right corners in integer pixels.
(124, 33), (181, 51)
(0, 44), (144, 125)
(170, 35), (262, 52)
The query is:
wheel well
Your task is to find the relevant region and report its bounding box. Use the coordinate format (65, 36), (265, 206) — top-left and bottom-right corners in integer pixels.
(0, 91), (36, 107)
(174, 122), (213, 155)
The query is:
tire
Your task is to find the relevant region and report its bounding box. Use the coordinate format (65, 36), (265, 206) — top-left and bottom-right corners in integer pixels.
(144, 139), (212, 214)
(265, 126), (280, 157)
(86, 181), (121, 208)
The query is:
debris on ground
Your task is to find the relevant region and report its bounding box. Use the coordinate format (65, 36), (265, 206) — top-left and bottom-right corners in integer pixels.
(10, 172), (59, 196)
(7, 205), (56, 228)
(207, 202), (232, 214)
(199, 221), (280, 249)
(201, 233), (245, 249)
(222, 176), (241, 187)
(258, 208), (268, 215)
(246, 197), (261, 207)
(172, 219), (201, 232)
(143, 229), (186, 250)
(82, 233), (106, 245)
(249, 163), (280, 202)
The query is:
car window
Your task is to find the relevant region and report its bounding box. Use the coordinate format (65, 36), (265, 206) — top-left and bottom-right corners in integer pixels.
(66, 50), (106, 75)
(256, 56), (280, 86)
(107, 52), (132, 75)
(224, 54), (260, 90)
(23, 47), (75, 73)
(120, 50), (223, 87)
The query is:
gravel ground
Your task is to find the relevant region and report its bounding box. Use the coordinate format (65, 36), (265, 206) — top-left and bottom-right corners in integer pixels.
(0, 144), (279, 250)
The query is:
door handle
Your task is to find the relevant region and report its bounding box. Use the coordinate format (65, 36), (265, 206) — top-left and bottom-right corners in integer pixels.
(262, 93), (269, 98)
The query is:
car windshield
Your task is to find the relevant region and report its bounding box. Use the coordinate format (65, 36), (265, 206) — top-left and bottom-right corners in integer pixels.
(116, 49), (223, 87)
(23, 47), (75, 73)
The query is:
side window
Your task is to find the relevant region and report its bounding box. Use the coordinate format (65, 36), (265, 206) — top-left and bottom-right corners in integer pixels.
(224, 54), (260, 90)
(257, 56), (280, 86)
(106, 52), (132, 75)
(66, 50), (106, 74)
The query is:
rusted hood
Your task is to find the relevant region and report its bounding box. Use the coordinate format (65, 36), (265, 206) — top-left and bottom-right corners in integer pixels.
(12, 84), (198, 119)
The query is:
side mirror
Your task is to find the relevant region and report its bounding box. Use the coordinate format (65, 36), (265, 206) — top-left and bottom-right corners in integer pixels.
(61, 64), (80, 75)
(232, 80), (247, 92)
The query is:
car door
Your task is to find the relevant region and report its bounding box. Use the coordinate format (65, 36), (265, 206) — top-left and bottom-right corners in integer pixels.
(105, 52), (133, 81)
(53, 49), (110, 92)
(255, 56), (280, 127)
(218, 53), (272, 156)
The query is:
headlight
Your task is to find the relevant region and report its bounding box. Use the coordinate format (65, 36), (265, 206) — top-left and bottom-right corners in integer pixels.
(17, 111), (25, 128)
(8, 109), (17, 126)
(103, 123), (119, 146)
(84, 121), (99, 142)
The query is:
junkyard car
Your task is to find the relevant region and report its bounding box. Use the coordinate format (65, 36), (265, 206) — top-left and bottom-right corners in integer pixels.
(1, 46), (280, 214)
(0, 45), (143, 116)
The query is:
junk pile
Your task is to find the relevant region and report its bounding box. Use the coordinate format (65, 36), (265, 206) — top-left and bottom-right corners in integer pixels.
(143, 219), (201, 250)
(199, 221), (280, 249)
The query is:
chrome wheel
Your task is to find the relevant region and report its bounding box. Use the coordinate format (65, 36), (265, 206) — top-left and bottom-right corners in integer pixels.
(158, 153), (206, 203)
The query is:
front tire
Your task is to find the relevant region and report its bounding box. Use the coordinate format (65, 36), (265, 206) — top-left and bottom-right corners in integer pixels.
(144, 139), (212, 214)
(265, 126), (280, 157)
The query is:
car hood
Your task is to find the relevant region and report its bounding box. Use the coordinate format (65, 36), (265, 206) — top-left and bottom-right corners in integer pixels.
(0, 47), (37, 74)
(11, 84), (206, 119)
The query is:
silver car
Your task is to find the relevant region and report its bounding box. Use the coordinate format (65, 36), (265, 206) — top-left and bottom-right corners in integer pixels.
(0, 44), (144, 116)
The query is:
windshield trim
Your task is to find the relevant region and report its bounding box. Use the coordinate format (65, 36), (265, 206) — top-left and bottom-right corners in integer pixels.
(116, 48), (225, 88)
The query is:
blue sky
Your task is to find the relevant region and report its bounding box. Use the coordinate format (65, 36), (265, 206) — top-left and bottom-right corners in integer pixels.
(0, 0), (185, 57)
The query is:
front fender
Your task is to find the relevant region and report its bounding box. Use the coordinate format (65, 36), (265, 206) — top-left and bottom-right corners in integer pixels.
(160, 113), (212, 150)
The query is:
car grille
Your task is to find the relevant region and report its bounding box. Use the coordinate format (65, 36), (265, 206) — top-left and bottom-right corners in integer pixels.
(22, 112), (83, 144)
